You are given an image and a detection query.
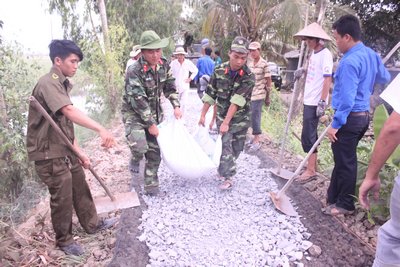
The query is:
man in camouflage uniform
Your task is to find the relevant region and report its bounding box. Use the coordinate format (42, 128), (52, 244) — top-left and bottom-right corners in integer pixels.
(199, 36), (255, 190)
(122, 30), (182, 194)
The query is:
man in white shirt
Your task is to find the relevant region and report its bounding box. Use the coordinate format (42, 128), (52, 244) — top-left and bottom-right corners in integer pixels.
(170, 47), (198, 116)
(359, 74), (400, 267)
(294, 22), (333, 183)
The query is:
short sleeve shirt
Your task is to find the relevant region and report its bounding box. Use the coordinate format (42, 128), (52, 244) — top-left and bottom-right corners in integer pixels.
(304, 48), (333, 105)
(248, 57), (271, 101)
(26, 67), (75, 161)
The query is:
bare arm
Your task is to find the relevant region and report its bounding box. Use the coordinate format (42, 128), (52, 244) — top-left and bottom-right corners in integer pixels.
(60, 104), (115, 148)
(359, 111), (400, 209)
(320, 76), (332, 101)
(199, 102), (211, 126)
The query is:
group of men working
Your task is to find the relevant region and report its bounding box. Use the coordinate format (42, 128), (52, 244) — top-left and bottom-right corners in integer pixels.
(26, 13), (398, 266)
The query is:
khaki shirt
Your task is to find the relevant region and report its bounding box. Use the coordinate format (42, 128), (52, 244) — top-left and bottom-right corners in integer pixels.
(26, 67), (75, 161)
(247, 58), (271, 101)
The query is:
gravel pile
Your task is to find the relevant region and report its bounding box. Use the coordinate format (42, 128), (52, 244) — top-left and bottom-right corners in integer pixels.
(138, 91), (313, 266)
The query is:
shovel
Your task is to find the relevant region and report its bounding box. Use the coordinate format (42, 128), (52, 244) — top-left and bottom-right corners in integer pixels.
(269, 124), (331, 216)
(29, 96), (140, 214)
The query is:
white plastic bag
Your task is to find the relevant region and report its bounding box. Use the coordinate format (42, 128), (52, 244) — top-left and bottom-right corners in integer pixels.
(193, 126), (222, 166)
(157, 119), (217, 179)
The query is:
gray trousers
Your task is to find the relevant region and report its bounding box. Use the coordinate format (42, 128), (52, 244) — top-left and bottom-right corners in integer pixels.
(373, 174), (400, 267)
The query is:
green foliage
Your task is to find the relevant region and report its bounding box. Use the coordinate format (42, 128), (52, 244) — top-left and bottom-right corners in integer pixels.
(80, 24), (128, 121)
(0, 43), (42, 201)
(106, 0), (182, 63)
(261, 88), (303, 155)
(330, 0), (400, 56)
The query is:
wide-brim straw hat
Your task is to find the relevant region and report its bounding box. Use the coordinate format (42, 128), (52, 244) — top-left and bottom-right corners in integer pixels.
(130, 45), (141, 57)
(294, 22), (331, 41)
(173, 47), (188, 55)
(140, 30), (170, 49)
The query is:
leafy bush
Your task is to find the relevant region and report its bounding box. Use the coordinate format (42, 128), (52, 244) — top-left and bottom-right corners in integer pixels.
(0, 43), (46, 222)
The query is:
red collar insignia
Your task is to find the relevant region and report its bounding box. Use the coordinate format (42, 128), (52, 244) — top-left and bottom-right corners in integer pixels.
(143, 64), (148, 72)
(239, 69), (244, 76)
(224, 67), (229, 75)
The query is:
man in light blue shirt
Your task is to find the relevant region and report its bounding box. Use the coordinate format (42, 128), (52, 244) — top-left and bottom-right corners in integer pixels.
(324, 15), (390, 216)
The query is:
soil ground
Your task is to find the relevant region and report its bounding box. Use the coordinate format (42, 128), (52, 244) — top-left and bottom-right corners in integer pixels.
(0, 91), (378, 267)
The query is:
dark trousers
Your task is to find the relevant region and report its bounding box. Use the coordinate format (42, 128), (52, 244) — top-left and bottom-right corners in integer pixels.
(251, 99), (263, 135)
(327, 113), (369, 210)
(301, 105), (319, 153)
(35, 156), (98, 246)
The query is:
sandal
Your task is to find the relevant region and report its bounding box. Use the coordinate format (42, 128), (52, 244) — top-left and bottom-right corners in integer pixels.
(322, 204), (354, 216)
(219, 179), (233, 190)
(296, 174), (317, 184)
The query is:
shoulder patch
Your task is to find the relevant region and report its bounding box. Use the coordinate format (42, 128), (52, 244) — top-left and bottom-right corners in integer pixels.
(52, 73), (59, 79)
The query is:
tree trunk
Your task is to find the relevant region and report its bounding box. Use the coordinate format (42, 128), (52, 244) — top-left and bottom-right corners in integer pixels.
(98, 0), (110, 51)
(97, 0), (117, 116)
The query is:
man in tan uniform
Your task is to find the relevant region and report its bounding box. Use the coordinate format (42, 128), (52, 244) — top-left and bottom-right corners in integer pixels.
(27, 40), (117, 256)
(247, 41), (272, 151)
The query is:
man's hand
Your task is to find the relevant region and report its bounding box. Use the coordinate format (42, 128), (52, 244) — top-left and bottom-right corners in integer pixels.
(359, 176), (381, 210)
(184, 78), (191, 83)
(294, 68), (305, 79)
(198, 115), (206, 127)
(99, 129), (116, 148)
(148, 124), (159, 137)
(219, 122), (229, 135)
(174, 107), (182, 119)
(316, 100), (326, 117)
(209, 118), (215, 130)
(327, 125), (338, 142)
(79, 153), (91, 169)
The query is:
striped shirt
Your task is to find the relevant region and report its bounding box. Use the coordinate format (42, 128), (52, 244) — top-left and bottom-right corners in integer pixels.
(248, 58), (271, 101)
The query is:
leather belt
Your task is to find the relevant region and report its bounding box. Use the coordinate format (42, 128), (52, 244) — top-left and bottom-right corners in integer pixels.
(349, 111), (369, 116)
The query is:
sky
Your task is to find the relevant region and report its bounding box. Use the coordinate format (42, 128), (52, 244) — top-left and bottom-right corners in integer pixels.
(0, 0), (63, 54)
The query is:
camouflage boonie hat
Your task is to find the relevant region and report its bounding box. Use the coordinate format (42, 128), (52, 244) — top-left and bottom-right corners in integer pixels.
(231, 36), (249, 54)
(140, 30), (170, 49)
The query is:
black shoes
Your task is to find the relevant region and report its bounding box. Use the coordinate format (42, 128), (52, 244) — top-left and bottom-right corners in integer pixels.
(59, 242), (84, 256)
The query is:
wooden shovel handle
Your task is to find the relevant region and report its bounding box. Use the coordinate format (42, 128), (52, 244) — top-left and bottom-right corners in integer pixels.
(29, 96), (116, 201)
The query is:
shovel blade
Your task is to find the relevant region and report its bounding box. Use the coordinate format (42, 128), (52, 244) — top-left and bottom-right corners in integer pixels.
(270, 167), (294, 180)
(269, 191), (298, 216)
(94, 191), (140, 214)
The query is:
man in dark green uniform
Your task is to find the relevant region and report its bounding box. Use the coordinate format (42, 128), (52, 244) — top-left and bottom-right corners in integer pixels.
(122, 30), (182, 195)
(199, 36), (255, 190)
(27, 40), (117, 256)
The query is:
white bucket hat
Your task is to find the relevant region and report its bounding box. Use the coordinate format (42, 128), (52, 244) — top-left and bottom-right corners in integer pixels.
(294, 22), (331, 41)
(130, 45), (141, 57)
(173, 47), (188, 55)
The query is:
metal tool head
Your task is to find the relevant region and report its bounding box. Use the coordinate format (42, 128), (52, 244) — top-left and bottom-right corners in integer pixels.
(269, 191), (298, 216)
(270, 167), (294, 180)
(94, 191), (140, 214)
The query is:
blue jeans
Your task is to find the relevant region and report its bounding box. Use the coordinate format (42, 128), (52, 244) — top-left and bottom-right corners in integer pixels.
(328, 113), (369, 210)
(251, 99), (263, 135)
(373, 175), (400, 267)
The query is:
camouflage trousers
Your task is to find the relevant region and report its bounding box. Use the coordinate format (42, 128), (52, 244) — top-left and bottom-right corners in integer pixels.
(126, 124), (161, 186)
(218, 127), (248, 178)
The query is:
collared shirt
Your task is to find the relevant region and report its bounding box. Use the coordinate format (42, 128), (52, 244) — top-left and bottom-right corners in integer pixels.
(122, 56), (180, 128)
(331, 42), (390, 129)
(170, 58), (198, 93)
(27, 66), (75, 161)
(195, 55), (215, 81)
(247, 57), (271, 101)
(202, 62), (255, 131)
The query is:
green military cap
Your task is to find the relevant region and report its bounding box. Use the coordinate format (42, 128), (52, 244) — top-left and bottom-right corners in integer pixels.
(140, 30), (170, 50)
(230, 36), (249, 54)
